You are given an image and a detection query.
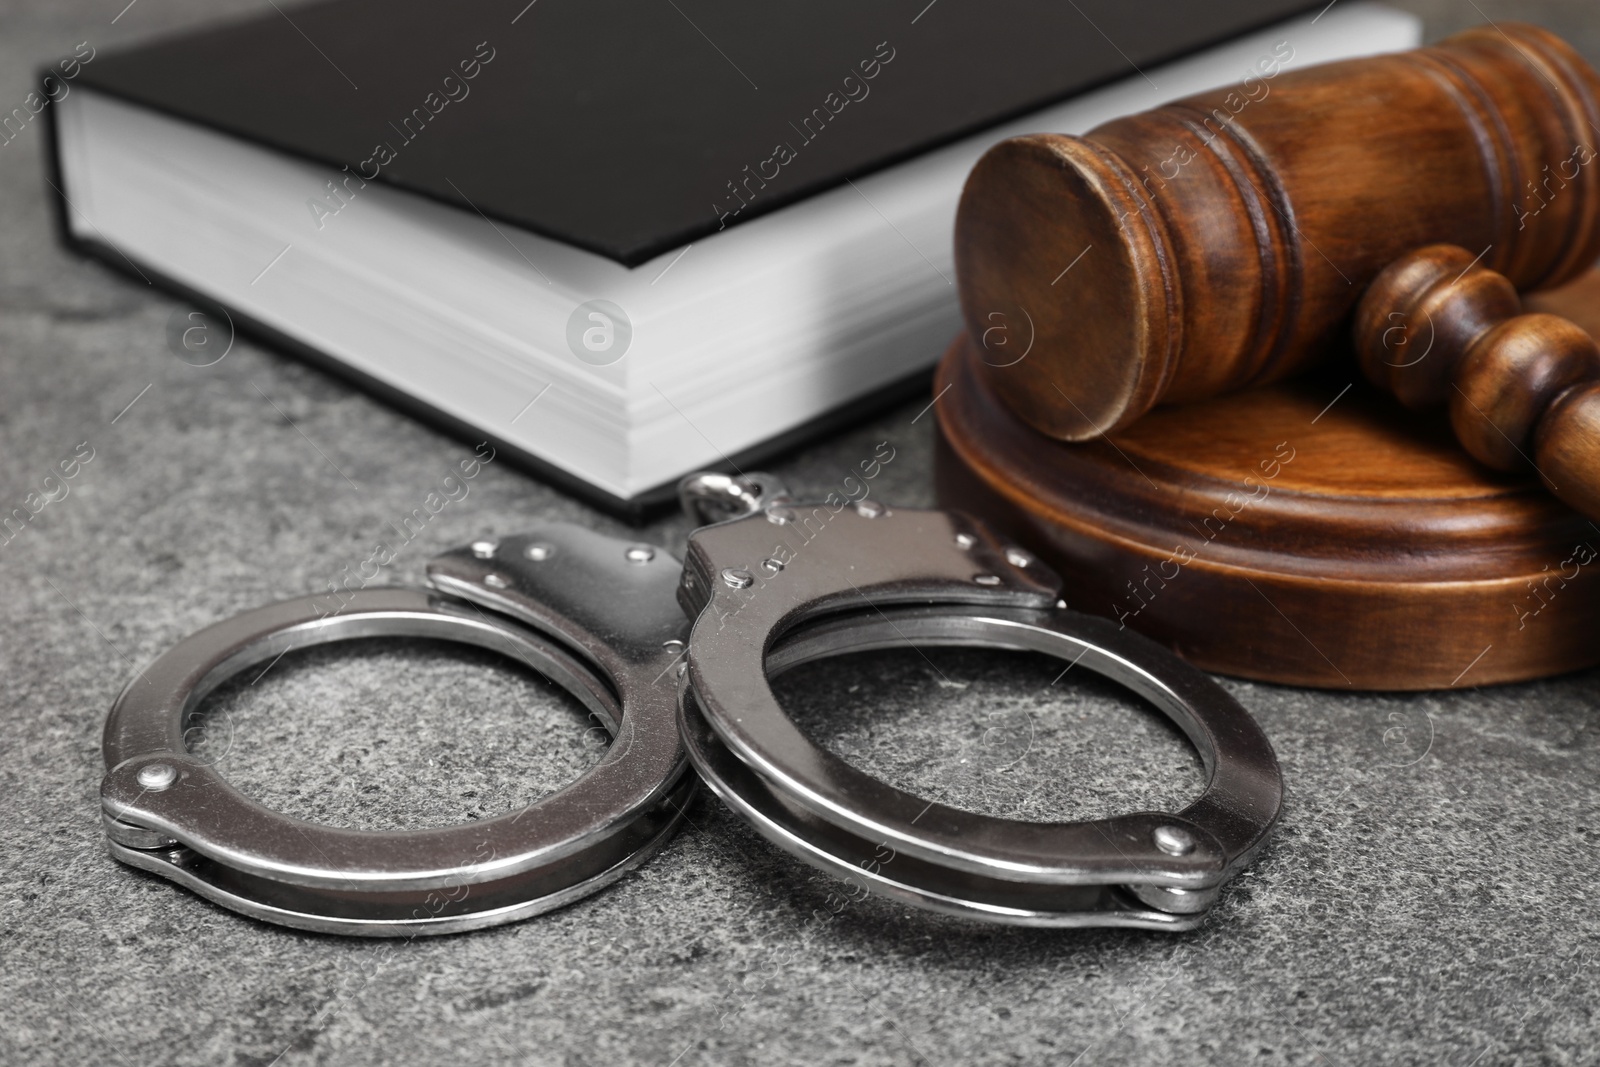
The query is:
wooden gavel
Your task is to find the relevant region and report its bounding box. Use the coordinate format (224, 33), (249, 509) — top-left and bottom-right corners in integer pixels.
(1356, 244), (1600, 518)
(955, 22), (1600, 515)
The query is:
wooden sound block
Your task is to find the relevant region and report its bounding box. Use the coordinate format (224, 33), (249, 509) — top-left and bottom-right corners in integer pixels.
(1527, 268), (1600, 338)
(933, 333), (1600, 690)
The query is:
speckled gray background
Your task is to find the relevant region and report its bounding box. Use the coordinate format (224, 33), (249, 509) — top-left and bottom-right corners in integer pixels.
(3, 1), (1598, 1064)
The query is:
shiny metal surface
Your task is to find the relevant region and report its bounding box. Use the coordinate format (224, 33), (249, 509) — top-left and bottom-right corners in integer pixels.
(101, 476), (1279, 935)
(679, 508), (1282, 927)
(100, 524), (694, 936)
(681, 680), (1196, 931)
(676, 470), (794, 527)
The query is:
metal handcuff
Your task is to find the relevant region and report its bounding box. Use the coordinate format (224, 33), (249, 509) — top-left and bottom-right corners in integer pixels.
(100, 472), (1282, 936)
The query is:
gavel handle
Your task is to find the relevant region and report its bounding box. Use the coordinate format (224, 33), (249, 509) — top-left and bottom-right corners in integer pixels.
(1355, 245), (1600, 519)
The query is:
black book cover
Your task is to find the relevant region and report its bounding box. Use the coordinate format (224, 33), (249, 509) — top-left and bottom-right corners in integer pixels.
(73, 0), (1321, 266)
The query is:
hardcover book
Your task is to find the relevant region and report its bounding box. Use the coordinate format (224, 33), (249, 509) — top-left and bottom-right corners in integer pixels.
(45, 0), (1418, 514)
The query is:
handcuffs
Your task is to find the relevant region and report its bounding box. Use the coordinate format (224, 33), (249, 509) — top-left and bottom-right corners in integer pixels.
(100, 473), (1282, 936)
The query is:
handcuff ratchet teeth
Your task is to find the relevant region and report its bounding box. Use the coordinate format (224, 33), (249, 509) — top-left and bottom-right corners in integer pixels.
(99, 470), (1281, 935)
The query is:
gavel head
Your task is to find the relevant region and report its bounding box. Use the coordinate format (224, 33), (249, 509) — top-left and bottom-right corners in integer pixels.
(955, 23), (1600, 442)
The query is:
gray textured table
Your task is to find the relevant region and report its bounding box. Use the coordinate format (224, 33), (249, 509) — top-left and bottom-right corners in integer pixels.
(4, 1), (1598, 1064)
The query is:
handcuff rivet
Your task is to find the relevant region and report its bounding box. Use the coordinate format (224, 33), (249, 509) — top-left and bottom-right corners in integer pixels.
(137, 763), (178, 791)
(973, 574), (1002, 586)
(662, 639), (685, 654)
(625, 545), (656, 564)
(1005, 547), (1034, 568)
(471, 540), (498, 560)
(524, 543), (555, 561)
(760, 557), (785, 576)
(766, 506), (794, 526)
(483, 574), (510, 589)
(1153, 825), (1197, 856)
(721, 567), (754, 590)
(854, 500), (886, 519)
(955, 532), (977, 549)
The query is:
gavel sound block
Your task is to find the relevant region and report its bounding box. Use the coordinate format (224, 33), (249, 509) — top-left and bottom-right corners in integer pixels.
(955, 23), (1600, 443)
(934, 311), (1600, 689)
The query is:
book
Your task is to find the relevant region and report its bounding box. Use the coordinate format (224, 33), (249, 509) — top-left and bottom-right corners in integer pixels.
(44, 0), (1418, 515)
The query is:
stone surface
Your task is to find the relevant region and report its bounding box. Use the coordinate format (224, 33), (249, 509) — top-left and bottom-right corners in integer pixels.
(1, 1), (1597, 1064)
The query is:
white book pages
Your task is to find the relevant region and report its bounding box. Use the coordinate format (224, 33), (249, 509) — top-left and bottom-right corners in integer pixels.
(54, 2), (1420, 500)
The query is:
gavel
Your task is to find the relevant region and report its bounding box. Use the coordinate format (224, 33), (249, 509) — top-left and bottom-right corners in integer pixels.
(955, 23), (1600, 517)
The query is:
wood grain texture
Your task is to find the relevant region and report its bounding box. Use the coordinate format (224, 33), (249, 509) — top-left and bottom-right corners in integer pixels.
(955, 23), (1600, 442)
(933, 332), (1600, 690)
(1355, 244), (1600, 520)
(1526, 269), (1600, 519)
